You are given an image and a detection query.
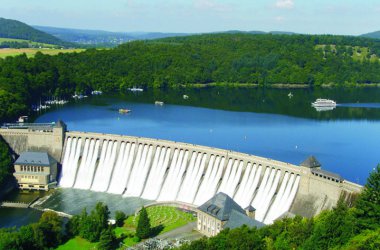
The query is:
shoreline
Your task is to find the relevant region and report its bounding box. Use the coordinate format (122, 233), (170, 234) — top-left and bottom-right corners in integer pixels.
(179, 82), (380, 89)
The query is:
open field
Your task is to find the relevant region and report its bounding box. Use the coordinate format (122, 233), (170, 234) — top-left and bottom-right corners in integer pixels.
(0, 48), (85, 58)
(55, 237), (97, 250)
(0, 37), (58, 48)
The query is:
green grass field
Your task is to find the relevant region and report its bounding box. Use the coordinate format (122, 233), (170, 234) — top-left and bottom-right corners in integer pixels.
(0, 37), (59, 48)
(125, 206), (196, 234)
(55, 206), (195, 250)
(0, 48), (85, 58)
(55, 237), (97, 250)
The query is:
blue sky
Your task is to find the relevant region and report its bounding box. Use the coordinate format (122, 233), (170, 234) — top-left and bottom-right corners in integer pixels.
(0, 0), (379, 35)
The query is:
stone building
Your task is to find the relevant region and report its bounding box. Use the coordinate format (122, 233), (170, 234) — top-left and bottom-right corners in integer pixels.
(13, 151), (58, 190)
(196, 192), (264, 237)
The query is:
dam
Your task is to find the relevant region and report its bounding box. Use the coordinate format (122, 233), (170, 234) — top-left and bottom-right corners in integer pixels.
(0, 121), (362, 224)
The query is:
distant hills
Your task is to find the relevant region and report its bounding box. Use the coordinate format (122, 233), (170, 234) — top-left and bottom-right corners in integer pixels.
(1, 16), (379, 48)
(361, 31), (380, 39)
(33, 26), (299, 46)
(0, 17), (71, 47)
(33, 26), (191, 46)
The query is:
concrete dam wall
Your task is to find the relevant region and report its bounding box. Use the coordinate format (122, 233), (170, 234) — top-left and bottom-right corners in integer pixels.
(62, 131), (361, 223)
(0, 124), (362, 224)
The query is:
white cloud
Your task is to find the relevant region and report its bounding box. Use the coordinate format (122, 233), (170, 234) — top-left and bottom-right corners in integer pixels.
(275, 0), (294, 9)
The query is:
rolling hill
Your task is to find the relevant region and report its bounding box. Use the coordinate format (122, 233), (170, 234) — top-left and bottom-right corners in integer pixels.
(361, 31), (380, 39)
(33, 25), (296, 46)
(33, 26), (190, 46)
(0, 17), (72, 47)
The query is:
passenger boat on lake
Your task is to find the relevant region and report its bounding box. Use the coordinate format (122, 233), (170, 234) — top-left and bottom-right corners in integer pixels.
(311, 98), (336, 107)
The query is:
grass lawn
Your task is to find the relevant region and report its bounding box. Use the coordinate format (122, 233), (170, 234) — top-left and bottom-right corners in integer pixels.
(0, 48), (85, 58)
(0, 37), (58, 48)
(55, 236), (97, 250)
(125, 206), (196, 235)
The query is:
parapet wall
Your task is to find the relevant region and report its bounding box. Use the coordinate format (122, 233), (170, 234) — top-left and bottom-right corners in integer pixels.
(66, 131), (362, 218)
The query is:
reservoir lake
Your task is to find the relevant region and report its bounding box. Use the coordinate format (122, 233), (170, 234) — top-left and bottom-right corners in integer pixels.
(35, 87), (380, 185)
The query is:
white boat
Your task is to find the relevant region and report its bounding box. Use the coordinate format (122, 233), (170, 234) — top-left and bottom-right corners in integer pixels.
(311, 98), (336, 107)
(155, 101), (164, 106)
(128, 87), (144, 92)
(91, 90), (103, 95)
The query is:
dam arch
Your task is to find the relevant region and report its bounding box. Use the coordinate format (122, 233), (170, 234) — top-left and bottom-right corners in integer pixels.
(57, 131), (360, 224)
(0, 124), (362, 224)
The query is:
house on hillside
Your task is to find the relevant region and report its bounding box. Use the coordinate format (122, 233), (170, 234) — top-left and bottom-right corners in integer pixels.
(196, 192), (265, 237)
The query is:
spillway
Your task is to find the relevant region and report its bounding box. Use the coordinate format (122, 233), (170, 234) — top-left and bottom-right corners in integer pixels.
(59, 133), (307, 224)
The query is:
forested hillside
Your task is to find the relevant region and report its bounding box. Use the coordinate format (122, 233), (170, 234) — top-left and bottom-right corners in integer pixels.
(361, 30), (380, 39)
(0, 17), (71, 47)
(1, 33), (380, 121)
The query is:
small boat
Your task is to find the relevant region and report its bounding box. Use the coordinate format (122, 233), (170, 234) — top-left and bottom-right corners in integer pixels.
(183, 95), (189, 99)
(311, 98), (336, 107)
(119, 108), (131, 114)
(155, 101), (164, 106)
(128, 87), (144, 92)
(18, 116), (28, 123)
(288, 92), (293, 98)
(91, 90), (103, 95)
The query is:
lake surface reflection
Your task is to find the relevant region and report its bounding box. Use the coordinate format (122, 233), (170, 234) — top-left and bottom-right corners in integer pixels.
(35, 87), (380, 185)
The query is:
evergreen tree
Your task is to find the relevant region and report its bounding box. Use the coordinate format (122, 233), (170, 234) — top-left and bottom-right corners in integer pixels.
(355, 164), (380, 231)
(114, 211), (126, 227)
(136, 207), (151, 239)
(98, 227), (117, 250)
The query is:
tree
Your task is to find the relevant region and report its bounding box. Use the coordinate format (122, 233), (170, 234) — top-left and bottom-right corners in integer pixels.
(33, 211), (64, 249)
(114, 211), (126, 227)
(0, 137), (12, 188)
(136, 207), (151, 239)
(98, 227), (117, 250)
(355, 165), (380, 231)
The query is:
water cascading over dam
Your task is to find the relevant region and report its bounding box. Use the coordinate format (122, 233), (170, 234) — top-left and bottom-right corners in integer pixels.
(60, 135), (302, 224)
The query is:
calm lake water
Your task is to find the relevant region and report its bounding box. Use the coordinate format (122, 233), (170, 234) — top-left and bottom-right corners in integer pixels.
(0, 190), (46, 228)
(35, 87), (380, 184)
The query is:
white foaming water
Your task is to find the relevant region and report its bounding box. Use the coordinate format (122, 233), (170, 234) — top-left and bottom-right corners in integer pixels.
(60, 137), (301, 223)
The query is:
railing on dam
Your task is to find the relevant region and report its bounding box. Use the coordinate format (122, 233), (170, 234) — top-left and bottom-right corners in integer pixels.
(2, 123), (56, 130)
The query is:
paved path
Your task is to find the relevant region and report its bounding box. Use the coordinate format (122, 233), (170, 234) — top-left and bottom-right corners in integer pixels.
(156, 222), (203, 241)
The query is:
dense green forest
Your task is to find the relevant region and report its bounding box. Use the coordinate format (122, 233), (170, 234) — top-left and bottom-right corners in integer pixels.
(0, 17), (72, 47)
(0, 137), (12, 189)
(180, 167), (380, 250)
(1, 33), (380, 122)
